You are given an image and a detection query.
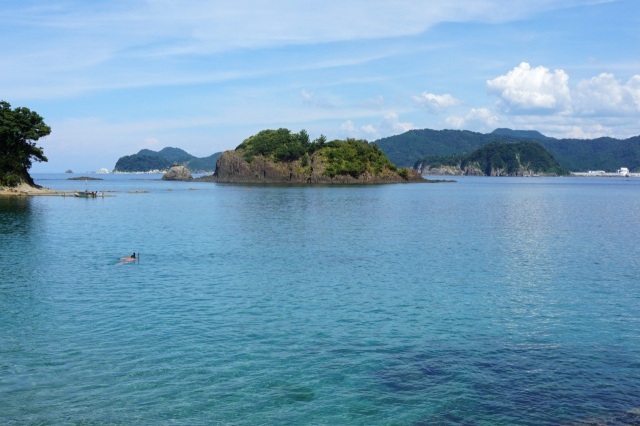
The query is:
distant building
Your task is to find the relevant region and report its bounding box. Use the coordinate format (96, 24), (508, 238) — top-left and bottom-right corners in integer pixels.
(618, 167), (629, 176)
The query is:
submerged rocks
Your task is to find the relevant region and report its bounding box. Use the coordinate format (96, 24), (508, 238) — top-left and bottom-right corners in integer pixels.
(162, 164), (192, 181)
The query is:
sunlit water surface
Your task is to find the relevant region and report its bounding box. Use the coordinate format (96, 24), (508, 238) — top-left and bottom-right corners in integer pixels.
(1, 174), (640, 425)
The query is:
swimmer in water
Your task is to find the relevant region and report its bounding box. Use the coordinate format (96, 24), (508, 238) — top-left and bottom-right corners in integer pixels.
(121, 252), (136, 262)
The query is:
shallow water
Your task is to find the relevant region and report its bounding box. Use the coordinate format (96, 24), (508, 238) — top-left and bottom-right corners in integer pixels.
(1, 174), (640, 424)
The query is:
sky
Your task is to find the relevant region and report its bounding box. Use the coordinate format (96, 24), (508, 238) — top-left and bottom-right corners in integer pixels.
(2, 0), (639, 173)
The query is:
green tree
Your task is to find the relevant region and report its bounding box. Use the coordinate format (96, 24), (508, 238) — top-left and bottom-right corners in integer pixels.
(0, 101), (51, 186)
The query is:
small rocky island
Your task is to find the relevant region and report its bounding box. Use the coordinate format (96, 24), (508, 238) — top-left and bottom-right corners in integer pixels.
(195, 128), (430, 184)
(162, 163), (193, 181)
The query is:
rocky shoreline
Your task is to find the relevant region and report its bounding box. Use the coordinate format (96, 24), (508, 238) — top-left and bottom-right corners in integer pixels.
(0, 183), (58, 196)
(417, 164), (561, 177)
(192, 151), (447, 184)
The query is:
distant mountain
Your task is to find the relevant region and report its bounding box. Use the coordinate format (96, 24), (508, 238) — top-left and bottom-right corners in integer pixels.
(373, 128), (640, 172)
(114, 147), (221, 173)
(374, 129), (489, 167)
(490, 128), (549, 140)
(416, 141), (569, 176)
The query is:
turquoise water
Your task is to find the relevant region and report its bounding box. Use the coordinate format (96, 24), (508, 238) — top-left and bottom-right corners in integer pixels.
(2, 174), (640, 425)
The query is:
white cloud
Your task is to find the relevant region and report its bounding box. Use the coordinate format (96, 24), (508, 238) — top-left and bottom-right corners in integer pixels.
(380, 112), (414, 134)
(341, 112), (414, 140)
(446, 108), (498, 131)
(483, 63), (640, 137)
(481, 111), (637, 140)
(413, 92), (461, 112)
(574, 73), (640, 115)
(487, 62), (571, 112)
(1, 1), (598, 99)
(112, 1), (584, 54)
(445, 116), (466, 129)
(340, 120), (356, 133)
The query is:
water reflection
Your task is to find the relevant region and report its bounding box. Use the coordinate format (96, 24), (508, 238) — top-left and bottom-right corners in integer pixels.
(0, 196), (46, 304)
(0, 196), (33, 235)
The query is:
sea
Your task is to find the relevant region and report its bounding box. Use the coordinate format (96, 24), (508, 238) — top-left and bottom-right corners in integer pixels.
(1, 173), (639, 425)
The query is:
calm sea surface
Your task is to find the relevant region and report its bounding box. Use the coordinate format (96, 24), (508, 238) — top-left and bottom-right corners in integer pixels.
(2, 174), (640, 425)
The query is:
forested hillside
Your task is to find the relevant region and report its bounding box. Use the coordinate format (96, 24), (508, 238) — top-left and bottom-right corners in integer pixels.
(417, 142), (569, 176)
(114, 147), (221, 172)
(374, 128), (640, 172)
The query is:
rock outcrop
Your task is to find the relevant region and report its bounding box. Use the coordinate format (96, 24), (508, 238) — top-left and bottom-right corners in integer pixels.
(162, 164), (192, 181)
(418, 165), (484, 176)
(196, 151), (428, 184)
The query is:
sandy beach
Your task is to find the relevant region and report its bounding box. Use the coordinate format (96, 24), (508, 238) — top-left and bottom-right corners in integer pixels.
(0, 183), (59, 196)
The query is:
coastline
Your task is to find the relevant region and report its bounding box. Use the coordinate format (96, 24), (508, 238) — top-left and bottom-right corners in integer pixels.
(0, 183), (60, 197)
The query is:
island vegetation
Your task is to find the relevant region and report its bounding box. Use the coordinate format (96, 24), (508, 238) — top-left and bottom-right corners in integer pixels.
(374, 128), (640, 172)
(114, 147), (221, 173)
(199, 128), (425, 184)
(416, 141), (569, 176)
(0, 101), (50, 187)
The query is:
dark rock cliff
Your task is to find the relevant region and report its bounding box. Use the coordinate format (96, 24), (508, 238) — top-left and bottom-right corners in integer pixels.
(196, 151), (428, 184)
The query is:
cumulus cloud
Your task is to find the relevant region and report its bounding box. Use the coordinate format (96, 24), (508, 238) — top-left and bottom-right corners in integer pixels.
(341, 112), (414, 139)
(482, 63), (640, 137)
(487, 62), (571, 112)
(379, 112), (414, 134)
(573, 73), (640, 115)
(413, 92), (461, 112)
(340, 120), (357, 133)
(446, 108), (498, 131)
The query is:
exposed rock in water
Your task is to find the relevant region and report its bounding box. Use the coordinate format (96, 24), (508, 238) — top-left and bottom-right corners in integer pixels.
(67, 176), (103, 180)
(162, 164), (192, 181)
(196, 151), (430, 184)
(418, 165), (484, 176)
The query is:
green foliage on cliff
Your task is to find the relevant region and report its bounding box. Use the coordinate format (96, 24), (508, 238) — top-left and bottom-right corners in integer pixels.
(375, 128), (640, 172)
(420, 142), (569, 176)
(322, 138), (397, 178)
(236, 128), (315, 162)
(0, 101), (50, 187)
(236, 128), (402, 179)
(114, 147), (220, 172)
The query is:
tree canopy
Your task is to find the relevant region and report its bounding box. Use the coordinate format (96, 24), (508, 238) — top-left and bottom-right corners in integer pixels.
(0, 101), (51, 186)
(233, 128), (410, 180)
(236, 128), (316, 162)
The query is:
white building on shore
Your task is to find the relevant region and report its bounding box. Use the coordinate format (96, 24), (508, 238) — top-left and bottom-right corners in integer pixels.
(573, 167), (638, 177)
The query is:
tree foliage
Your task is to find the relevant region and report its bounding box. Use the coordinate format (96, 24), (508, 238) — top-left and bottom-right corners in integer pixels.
(236, 128), (313, 162)
(0, 101), (50, 186)
(322, 138), (397, 178)
(235, 129), (406, 179)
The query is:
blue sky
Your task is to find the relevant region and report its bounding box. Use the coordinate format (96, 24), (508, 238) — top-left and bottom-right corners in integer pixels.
(2, 0), (639, 173)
